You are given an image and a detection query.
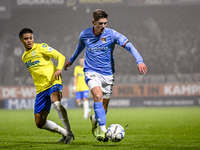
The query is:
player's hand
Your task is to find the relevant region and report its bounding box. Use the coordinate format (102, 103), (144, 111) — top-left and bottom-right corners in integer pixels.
(53, 69), (62, 80)
(64, 60), (72, 71)
(138, 63), (147, 75)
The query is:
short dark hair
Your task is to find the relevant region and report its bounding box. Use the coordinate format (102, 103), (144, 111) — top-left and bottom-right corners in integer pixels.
(93, 9), (108, 22)
(19, 28), (33, 38)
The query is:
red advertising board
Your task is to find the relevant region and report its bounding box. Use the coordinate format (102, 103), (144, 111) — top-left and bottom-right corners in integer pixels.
(112, 83), (200, 98)
(0, 83), (199, 99)
(0, 86), (69, 99)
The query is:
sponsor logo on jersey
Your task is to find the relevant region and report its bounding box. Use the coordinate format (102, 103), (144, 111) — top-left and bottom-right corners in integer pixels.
(101, 37), (107, 43)
(42, 44), (47, 48)
(88, 46), (108, 51)
(25, 60), (40, 68)
(78, 73), (84, 76)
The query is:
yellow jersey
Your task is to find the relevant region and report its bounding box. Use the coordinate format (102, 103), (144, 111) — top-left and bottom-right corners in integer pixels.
(74, 66), (89, 92)
(22, 43), (65, 94)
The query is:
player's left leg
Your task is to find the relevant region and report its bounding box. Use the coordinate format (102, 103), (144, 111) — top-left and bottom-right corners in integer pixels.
(51, 91), (74, 144)
(103, 98), (110, 113)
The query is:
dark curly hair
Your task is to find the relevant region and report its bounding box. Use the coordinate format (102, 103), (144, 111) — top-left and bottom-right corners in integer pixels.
(19, 28), (33, 38)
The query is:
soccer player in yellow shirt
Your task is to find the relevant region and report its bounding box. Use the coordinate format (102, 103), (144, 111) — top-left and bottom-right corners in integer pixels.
(19, 28), (74, 144)
(73, 58), (90, 119)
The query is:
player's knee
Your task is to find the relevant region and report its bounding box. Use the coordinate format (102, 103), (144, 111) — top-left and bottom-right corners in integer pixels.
(53, 101), (66, 112)
(94, 93), (103, 102)
(51, 92), (61, 103)
(35, 121), (45, 129)
(53, 101), (62, 110)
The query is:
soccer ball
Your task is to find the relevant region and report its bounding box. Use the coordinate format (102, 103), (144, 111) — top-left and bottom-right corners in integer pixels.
(106, 124), (125, 142)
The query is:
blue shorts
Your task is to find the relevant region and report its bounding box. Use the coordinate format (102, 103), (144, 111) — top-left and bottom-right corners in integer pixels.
(76, 90), (89, 100)
(34, 84), (63, 114)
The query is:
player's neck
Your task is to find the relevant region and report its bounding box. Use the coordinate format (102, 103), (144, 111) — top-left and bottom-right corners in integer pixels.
(26, 48), (31, 51)
(93, 27), (101, 36)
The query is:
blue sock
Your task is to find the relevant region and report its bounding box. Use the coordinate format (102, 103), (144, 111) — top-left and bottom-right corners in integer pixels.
(94, 102), (106, 126)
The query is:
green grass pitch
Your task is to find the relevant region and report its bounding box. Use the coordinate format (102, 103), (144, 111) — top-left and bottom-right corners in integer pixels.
(0, 107), (199, 150)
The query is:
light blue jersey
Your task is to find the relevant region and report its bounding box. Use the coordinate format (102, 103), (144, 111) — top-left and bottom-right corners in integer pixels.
(69, 27), (143, 75)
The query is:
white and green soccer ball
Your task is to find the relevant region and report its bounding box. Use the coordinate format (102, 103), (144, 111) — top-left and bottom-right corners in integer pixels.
(106, 124), (125, 142)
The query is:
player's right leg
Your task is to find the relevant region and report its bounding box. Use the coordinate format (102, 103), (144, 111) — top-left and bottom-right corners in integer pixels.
(82, 90), (90, 119)
(34, 88), (72, 143)
(35, 110), (67, 138)
(89, 98), (109, 139)
(76, 92), (82, 107)
(95, 74), (113, 142)
(76, 99), (82, 107)
(89, 85), (108, 142)
(34, 99), (67, 140)
(86, 73), (108, 142)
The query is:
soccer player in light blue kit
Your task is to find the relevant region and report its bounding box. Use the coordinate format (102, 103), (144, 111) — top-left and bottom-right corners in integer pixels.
(64, 9), (147, 142)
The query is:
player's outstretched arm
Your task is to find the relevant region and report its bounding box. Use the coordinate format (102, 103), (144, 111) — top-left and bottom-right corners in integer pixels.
(64, 43), (86, 71)
(64, 60), (72, 71)
(53, 69), (62, 80)
(138, 63), (147, 75)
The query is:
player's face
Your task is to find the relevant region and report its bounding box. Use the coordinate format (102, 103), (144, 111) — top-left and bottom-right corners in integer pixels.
(93, 18), (107, 35)
(79, 58), (84, 67)
(20, 33), (34, 50)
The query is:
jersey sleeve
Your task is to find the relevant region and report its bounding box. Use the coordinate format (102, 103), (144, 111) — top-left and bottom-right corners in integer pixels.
(40, 43), (65, 70)
(112, 29), (129, 47)
(112, 30), (144, 65)
(79, 32), (85, 45)
(124, 42), (143, 65)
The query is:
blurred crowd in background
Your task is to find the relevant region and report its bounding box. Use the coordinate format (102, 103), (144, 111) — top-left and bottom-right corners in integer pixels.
(0, 5), (199, 86)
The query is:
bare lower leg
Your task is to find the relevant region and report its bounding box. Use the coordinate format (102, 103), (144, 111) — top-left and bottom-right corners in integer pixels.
(35, 110), (66, 136)
(103, 98), (110, 112)
(35, 109), (48, 128)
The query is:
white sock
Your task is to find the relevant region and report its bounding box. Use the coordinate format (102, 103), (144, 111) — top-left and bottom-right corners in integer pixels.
(42, 120), (67, 136)
(100, 125), (107, 132)
(53, 101), (72, 135)
(83, 100), (90, 119)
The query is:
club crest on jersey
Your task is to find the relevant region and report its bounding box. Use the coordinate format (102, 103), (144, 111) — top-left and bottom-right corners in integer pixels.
(32, 51), (36, 56)
(90, 74), (95, 78)
(101, 37), (107, 43)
